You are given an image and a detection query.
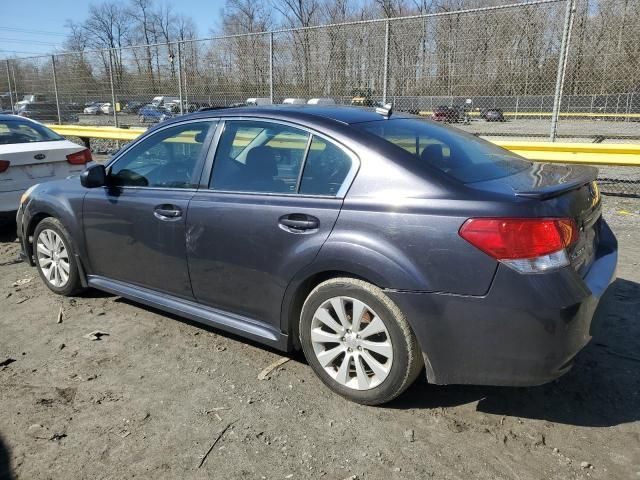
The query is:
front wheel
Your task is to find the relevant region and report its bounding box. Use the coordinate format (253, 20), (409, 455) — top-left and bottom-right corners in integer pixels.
(33, 218), (84, 296)
(299, 278), (423, 405)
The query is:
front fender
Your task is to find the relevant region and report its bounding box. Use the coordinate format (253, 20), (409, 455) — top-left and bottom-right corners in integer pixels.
(21, 179), (88, 267)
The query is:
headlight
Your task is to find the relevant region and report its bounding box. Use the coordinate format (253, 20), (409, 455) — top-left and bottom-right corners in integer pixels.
(20, 184), (39, 205)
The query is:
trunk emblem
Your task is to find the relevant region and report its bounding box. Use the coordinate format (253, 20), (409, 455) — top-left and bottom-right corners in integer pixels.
(571, 246), (585, 260)
(34, 153), (46, 160)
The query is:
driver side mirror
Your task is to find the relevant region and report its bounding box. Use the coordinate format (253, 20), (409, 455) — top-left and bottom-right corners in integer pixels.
(80, 164), (107, 188)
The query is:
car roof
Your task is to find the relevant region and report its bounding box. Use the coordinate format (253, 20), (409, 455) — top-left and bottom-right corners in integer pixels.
(0, 114), (30, 121)
(179, 105), (414, 126)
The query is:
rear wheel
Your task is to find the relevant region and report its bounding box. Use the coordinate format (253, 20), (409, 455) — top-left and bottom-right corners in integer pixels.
(33, 218), (83, 296)
(299, 278), (423, 405)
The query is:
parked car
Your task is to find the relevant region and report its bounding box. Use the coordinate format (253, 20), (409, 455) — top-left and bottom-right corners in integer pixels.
(480, 108), (506, 122)
(246, 97), (272, 106)
(283, 98), (307, 105)
(17, 103), (78, 123)
(151, 96), (179, 107)
(122, 101), (144, 114)
(431, 105), (470, 124)
(0, 114), (92, 213)
(100, 103), (114, 115)
(83, 102), (104, 115)
(14, 94), (49, 111)
(307, 98), (336, 105)
(138, 104), (171, 123)
(16, 106), (617, 405)
(351, 96), (376, 107)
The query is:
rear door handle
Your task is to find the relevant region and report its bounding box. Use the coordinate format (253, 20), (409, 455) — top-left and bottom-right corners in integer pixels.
(154, 204), (182, 220)
(279, 214), (319, 232)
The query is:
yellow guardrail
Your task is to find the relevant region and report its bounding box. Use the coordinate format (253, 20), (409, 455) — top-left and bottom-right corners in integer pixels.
(47, 124), (640, 167)
(494, 141), (640, 166)
(49, 124), (146, 141)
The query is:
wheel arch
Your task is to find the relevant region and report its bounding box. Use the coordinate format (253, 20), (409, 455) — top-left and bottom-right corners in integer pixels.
(281, 269), (376, 351)
(23, 212), (53, 265)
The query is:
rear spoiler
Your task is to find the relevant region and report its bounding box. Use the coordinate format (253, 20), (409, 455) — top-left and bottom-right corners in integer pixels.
(514, 167), (598, 200)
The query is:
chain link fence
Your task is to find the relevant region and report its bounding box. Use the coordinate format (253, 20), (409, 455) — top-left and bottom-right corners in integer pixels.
(1, 0), (639, 195)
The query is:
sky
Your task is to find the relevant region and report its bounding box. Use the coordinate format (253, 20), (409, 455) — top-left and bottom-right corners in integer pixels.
(0, 0), (226, 59)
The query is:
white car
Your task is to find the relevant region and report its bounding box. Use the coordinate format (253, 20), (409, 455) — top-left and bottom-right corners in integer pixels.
(307, 98), (336, 105)
(83, 103), (104, 114)
(100, 103), (114, 114)
(245, 97), (272, 106)
(282, 98), (306, 105)
(0, 115), (92, 213)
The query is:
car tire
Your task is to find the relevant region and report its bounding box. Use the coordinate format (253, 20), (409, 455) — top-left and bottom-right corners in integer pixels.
(299, 277), (423, 405)
(33, 217), (84, 297)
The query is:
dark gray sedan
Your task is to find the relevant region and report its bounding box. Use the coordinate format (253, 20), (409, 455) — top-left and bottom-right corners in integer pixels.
(16, 106), (617, 405)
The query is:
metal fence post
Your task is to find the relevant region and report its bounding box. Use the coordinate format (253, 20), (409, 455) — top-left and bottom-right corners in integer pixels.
(107, 49), (118, 127)
(382, 19), (390, 104)
(269, 32), (274, 104)
(177, 42), (184, 115)
(10, 62), (18, 109)
(550, 0), (576, 141)
(5, 60), (14, 114)
(51, 55), (62, 125)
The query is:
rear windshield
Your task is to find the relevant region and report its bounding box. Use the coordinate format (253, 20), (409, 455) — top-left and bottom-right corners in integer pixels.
(356, 118), (532, 183)
(0, 119), (63, 144)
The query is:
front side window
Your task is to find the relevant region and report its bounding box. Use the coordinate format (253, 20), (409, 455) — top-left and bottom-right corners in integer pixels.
(0, 120), (63, 144)
(210, 121), (310, 194)
(109, 121), (215, 188)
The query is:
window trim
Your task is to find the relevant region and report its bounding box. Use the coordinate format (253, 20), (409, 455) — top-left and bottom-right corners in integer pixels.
(104, 118), (219, 191)
(205, 117), (360, 199)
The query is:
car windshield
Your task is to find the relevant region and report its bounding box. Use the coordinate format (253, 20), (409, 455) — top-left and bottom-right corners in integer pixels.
(356, 118), (532, 183)
(0, 119), (64, 144)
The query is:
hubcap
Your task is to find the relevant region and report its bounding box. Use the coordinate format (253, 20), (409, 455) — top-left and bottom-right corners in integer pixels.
(36, 229), (70, 288)
(310, 296), (393, 390)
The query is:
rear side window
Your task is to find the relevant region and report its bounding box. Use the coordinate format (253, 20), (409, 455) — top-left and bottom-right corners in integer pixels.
(210, 121), (310, 194)
(299, 137), (352, 196)
(0, 120), (63, 144)
(356, 118), (531, 183)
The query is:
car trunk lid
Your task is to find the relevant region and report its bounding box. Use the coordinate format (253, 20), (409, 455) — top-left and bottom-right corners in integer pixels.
(470, 162), (601, 276)
(0, 140), (85, 192)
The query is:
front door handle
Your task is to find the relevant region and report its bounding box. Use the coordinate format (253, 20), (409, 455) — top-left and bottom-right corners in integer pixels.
(279, 214), (319, 232)
(154, 204), (182, 220)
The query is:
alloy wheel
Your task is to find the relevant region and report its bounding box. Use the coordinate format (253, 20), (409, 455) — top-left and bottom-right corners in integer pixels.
(36, 229), (70, 288)
(310, 296), (393, 390)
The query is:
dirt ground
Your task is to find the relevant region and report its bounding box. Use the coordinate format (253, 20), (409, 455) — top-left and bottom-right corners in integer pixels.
(0, 196), (639, 480)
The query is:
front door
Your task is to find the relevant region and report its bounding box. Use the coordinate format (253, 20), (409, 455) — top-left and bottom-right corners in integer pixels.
(187, 119), (356, 328)
(83, 120), (217, 299)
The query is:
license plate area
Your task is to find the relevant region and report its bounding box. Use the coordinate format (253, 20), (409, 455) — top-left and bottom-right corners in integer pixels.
(24, 164), (55, 179)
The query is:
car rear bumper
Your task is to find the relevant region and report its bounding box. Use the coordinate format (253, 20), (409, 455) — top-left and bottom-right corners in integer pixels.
(0, 189), (23, 214)
(386, 220), (617, 386)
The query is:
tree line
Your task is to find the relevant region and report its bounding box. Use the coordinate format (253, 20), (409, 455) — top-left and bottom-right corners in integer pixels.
(3, 0), (638, 105)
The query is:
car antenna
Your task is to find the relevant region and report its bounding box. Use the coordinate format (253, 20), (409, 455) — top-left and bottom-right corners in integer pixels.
(375, 103), (393, 119)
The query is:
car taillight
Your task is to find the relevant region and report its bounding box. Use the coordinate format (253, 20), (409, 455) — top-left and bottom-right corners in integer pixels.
(66, 149), (92, 165)
(459, 217), (579, 273)
(0, 160), (10, 173)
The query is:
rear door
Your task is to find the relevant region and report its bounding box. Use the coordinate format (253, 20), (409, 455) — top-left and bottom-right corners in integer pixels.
(187, 119), (357, 329)
(83, 120), (217, 299)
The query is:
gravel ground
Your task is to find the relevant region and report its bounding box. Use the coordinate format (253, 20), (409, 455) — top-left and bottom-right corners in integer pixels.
(0, 196), (639, 480)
